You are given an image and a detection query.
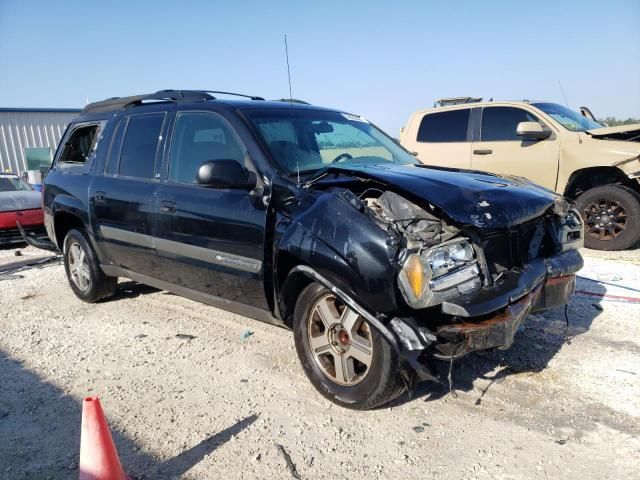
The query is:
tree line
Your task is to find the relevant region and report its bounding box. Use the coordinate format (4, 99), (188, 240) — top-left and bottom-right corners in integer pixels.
(597, 117), (640, 126)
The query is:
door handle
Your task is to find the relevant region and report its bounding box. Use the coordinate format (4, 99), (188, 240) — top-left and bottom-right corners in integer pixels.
(160, 201), (177, 213)
(473, 149), (493, 155)
(95, 191), (107, 202)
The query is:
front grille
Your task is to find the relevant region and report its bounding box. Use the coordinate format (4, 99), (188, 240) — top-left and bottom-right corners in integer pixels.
(480, 218), (555, 274)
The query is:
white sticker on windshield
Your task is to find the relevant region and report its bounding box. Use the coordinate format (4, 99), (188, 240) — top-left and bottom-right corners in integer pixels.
(341, 113), (368, 123)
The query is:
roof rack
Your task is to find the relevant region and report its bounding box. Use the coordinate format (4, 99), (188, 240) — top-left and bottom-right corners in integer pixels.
(82, 89), (264, 113)
(435, 97), (483, 107)
(201, 90), (265, 101)
(83, 90), (214, 113)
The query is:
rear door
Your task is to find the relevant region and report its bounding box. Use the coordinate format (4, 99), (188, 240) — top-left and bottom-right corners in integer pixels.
(153, 110), (269, 310)
(404, 108), (472, 169)
(471, 106), (559, 189)
(90, 108), (169, 276)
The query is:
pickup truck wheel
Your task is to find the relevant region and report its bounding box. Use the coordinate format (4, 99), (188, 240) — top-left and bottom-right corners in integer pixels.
(576, 185), (640, 250)
(63, 229), (117, 302)
(293, 282), (404, 410)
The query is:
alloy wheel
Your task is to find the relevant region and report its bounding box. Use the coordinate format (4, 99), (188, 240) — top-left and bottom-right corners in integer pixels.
(68, 241), (91, 291)
(307, 294), (373, 386)
(583, 199), (628, 241)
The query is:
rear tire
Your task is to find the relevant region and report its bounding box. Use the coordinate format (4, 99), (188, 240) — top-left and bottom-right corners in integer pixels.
(293, 282), (405, 410)
(63, 228), (117, 302)
(576, 185), (640, 250)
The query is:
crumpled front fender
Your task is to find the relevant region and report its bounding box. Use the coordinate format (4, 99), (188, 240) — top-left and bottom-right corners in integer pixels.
(276, 189), (401, 316)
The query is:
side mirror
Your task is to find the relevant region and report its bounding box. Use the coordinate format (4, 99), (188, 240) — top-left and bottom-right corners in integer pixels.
(196, 160), (257, 190)
(516, 121), (551, 140)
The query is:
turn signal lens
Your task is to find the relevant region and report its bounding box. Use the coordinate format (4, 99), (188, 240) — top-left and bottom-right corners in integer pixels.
(405, 255), (425, 297)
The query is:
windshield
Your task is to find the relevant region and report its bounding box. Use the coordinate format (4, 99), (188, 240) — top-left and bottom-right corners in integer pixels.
(244, 108), (418, 176)
(533, 102), (603, 132)
(0, 176), (32, 192)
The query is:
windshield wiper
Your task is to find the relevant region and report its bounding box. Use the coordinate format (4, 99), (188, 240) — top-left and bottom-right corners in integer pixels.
(288, 168), (322, 178)
(299, 165), (335, 188)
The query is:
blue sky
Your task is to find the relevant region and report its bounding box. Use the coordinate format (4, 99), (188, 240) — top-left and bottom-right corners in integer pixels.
(0, 0), (638, 133)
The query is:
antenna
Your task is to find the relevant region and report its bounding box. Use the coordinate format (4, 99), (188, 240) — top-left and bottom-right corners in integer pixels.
(284, 34), (293, 102)
(557, 80), (570, 108)
(283, 34), (300, 182)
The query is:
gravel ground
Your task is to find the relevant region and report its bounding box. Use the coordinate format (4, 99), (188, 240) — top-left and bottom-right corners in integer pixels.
(1, 244), (639, 479)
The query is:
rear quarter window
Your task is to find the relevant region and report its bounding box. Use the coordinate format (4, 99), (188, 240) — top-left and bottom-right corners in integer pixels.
(417, 109), (470, 143)
(56, 123), (104, 172)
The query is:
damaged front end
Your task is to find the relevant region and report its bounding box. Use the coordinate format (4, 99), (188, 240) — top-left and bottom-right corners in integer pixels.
(283, 166), (584, 384)
(365, 188), (582, 379)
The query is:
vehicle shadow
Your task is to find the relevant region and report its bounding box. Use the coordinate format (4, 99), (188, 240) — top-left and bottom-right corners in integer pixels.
(107, 280), (160, 301)
(0, 242), (27, 251)
(391, 277), (608, 406)
(0, 350), (256, 479)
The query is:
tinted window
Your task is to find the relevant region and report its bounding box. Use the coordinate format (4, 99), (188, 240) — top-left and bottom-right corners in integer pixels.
(481, 107), (540, 141)
(118, 113), (165, 178)
(168, 112), (245, 184)
(417, 109), (470, 143)
(59, 125), (99, 163)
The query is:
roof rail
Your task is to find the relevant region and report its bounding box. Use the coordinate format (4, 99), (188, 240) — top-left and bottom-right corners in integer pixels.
(82, 90), (213, 113)
(82, 89), (265, 113)
(201, 90), (265, 101)
(434, 97), (483, 108)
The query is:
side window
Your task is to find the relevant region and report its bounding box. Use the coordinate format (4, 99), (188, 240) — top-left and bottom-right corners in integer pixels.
(118, 113), (165, 179)
(59, 124), (100, 164)
(481, 107), (540, 141)
(417, 109), (470, 143)
(168, 112), (246, 184)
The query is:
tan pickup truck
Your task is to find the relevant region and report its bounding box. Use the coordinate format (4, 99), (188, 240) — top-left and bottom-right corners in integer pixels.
(400, 99), (640, 250)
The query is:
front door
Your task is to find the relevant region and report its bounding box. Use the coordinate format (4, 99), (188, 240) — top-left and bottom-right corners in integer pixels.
(90, 110), (167, 276)
(471, 106), (560, 190)
(154, 110), (269, 309)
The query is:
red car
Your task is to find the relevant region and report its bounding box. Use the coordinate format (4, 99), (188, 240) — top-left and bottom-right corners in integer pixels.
(0, 173), (46, 245)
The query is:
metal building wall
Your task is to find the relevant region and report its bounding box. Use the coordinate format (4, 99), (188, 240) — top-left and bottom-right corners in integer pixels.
(0, 110), (80, 173)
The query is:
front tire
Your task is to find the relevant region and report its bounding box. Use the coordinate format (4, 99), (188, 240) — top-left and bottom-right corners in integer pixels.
(63, 228), (117, 302)
(576, 185), (640, 250)
(293, 282), (404, 410)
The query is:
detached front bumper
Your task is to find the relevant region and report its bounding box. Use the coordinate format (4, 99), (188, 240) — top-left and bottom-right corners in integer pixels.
(433, 274), (575, 358)
(389, 249), (582, 375)
(0, 209), (46, 245)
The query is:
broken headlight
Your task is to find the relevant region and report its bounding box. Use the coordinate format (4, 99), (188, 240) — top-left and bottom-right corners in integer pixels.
(427, 241), (474, 277)
(555, 209), (584, 251)
(398, 239), (482, 309)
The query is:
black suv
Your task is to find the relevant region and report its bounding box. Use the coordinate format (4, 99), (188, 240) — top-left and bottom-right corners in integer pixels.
(42, 90), (584, 409)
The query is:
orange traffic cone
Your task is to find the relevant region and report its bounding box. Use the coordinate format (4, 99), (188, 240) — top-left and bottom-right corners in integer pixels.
(79, 396), (129, 480)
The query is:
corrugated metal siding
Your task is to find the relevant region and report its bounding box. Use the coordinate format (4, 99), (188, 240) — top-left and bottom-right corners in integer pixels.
(0, 111), (80, 173)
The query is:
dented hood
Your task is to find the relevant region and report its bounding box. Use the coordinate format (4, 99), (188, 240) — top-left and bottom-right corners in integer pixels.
(319, 164), (565, 228)
(586, 123), (640, 141)
(586, 123), (640, 136)
(0, 190), (42, 213)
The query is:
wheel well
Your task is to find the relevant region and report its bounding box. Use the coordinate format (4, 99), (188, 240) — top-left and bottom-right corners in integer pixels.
(564, 167), (638, 199)
(53, 212), (84, 250)
(276, 251), (313, 328)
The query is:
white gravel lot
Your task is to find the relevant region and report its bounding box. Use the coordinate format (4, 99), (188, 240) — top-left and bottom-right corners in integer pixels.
(1, 244), (639, 479)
